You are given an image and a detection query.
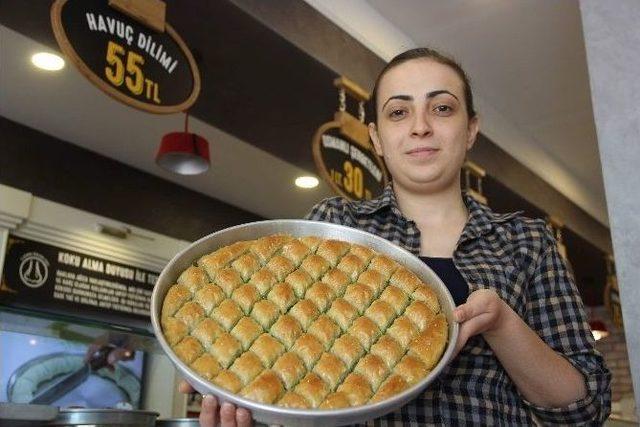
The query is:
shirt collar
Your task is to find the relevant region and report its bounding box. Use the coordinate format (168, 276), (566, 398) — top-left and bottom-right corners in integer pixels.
(461, 192), (523, 239)
(352, 182), (521, 237)
(351, 182), (404, 217)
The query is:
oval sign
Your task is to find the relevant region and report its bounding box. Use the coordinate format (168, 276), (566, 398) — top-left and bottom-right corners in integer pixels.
(312, 122), (389, 201)
(51, 0), (200, 114)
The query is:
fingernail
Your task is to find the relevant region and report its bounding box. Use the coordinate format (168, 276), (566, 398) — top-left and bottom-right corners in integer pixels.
(202, 395), (214, 407)
(237, 408), (250, 421)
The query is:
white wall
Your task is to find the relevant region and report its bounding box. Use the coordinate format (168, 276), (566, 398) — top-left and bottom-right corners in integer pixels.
(580, 0), (640, 418)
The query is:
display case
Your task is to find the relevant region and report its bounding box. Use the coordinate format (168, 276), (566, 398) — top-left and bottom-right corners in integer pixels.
(0, 183), (193, 419)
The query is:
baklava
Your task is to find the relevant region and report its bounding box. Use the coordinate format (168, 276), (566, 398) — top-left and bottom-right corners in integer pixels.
(161, 235), (448, 408)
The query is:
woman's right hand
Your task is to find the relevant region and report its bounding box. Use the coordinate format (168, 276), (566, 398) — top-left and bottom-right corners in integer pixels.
(178, 380), (253, 427)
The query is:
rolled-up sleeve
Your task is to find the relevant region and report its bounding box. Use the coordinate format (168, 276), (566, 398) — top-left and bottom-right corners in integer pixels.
(523, 229), (612, 424)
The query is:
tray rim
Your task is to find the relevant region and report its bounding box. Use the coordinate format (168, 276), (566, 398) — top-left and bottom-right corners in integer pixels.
(150, 219), (459, 425)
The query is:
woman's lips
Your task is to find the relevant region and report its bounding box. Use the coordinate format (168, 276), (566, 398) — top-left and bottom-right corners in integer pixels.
(406, 147), (439, 158)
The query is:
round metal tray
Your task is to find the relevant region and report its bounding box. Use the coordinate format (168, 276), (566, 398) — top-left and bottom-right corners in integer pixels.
(47, 408), (158, 426)
(151, 220), (459, 427)
(155, 418), (199, 427)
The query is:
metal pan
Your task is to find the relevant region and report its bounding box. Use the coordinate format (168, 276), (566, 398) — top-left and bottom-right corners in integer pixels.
(151, 220), (459, 427)
(47, 408), (158, 426)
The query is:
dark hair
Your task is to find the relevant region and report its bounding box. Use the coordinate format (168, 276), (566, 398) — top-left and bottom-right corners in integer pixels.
(371, 47), (476, 123)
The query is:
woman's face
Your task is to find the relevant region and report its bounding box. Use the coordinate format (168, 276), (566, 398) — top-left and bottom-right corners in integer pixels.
(370, 58), (479, 194)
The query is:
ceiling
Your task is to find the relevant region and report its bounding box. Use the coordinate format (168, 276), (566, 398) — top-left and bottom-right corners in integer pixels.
(0, 0), (608, 227)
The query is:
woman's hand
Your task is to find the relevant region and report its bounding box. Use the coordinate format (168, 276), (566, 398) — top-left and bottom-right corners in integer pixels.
(178, 380), (253, 427)
(452, 289), (510, 356)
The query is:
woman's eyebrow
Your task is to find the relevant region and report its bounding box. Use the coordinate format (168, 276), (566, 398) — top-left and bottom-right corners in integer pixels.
(381, 90), (459, 110)
(381, 95), (412, 110)
(426, 90), (459, 101)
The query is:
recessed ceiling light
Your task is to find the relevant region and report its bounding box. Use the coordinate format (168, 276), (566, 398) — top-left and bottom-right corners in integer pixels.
(31, 52), (65, 71)
(295, 176), (319, 189)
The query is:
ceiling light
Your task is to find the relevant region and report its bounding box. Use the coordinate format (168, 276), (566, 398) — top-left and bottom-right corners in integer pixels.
(31, 52), (65, 71)
(589, 319), (609, 341)
(295, 176), (319, 189)
(156, 132), (210, 175)
(156, 114), (210, 175)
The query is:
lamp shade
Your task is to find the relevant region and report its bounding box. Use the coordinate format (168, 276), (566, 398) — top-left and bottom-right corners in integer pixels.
(589, 319), (609, 341)
(156, 131), (210, 175)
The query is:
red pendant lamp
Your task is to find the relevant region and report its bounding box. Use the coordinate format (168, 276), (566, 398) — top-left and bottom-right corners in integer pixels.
(156, 113), (210, 175)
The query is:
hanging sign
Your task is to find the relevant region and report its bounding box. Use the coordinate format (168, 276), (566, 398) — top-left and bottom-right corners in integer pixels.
(462, 161), (488, 205)
(0, 236), (159, 323)
(51, 0), (200, 114)
(312, 77), (388, 200)
(604, 255), (623, 329)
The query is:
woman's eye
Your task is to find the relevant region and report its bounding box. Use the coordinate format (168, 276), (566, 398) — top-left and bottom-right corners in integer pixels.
(388, 109), (406, 119)
(434, 105), (453, 114)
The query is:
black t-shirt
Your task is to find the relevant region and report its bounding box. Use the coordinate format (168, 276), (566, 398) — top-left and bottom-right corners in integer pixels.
(419, 257), (468, 306)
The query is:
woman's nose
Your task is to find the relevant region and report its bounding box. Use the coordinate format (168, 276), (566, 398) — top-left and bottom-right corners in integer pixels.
(411, 112), (432, 137)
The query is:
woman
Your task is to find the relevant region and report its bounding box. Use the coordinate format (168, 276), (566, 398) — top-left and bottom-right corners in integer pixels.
(183, 47), (611, 426)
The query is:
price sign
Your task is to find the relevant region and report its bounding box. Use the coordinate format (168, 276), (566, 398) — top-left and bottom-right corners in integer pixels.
(313, 124), (388, 201)
(51, 0), (200, 114)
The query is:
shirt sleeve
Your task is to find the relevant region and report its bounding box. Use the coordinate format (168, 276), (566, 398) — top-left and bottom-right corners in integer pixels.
(522, 226), (612, 425)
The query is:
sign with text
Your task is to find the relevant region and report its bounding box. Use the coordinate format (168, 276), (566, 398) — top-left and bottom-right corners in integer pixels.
(0, 236), (159, 323)
(312, 124), (388, 201)
(51, 0), (200, 114)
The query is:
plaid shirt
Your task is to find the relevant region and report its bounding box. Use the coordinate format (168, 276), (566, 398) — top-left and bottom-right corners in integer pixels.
(305, 184), (611, 426)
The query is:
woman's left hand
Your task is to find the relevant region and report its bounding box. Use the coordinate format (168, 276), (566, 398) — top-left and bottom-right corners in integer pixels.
(452, 289), (511, 357)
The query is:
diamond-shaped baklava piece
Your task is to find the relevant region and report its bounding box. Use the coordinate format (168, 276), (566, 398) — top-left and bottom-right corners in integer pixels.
(300, 254), (331, 281)
(294, 372), (329, 408)
(269, 315), (303, 349)
(280, 239), (310, 267)
(214, 268), (244, 297)
(240, 371), (284, 404)
(336, 373), (372, 406)
(162, 317), (188, 346)
(313, 352), (347, 391)
(232, 284), (260, 315)
(248, 269), (277, 297)
(191, 318), (224, 349)
(320, 392), (351, 409)
(408, 314), (448, 369)
(231, 317), (263, 350)
(305, 282), (335, 313)
(278, 391), (310, 408)
(288, 299), (320, 331)
(291, 333), (324, 370)
(162, 284), (190, 317)
(250, 300), (280, 330)
(327, 298), (359, 331)
(191, 353), (221, 380)
(210, 333), (242, 368)
(231, 253), (261, 282)
(330, 333), (364, 370)
(321, 268), (351, 297)
(272, 352), (306, 390)
(194, 284), (225, 315)
(285, 269), (314, 298)
(249, 334), (284, 368)
(230, 352), (264, 386)
(316, 240), (350, 267)
(177, 266), (210, 293)
(211, 299), (243, 331)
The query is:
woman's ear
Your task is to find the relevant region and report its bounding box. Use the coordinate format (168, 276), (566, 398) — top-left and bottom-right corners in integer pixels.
(369, 122), (384, 156)
(466, 115), (480, 150)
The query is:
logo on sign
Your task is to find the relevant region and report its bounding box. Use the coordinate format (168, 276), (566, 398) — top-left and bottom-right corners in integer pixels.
(18, 252), (50, 288)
